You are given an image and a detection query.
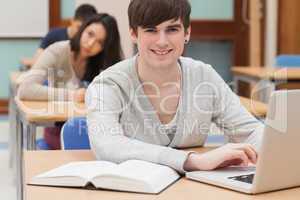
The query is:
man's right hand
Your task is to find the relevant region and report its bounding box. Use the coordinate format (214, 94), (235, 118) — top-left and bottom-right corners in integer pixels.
(183, 143), (258, 171)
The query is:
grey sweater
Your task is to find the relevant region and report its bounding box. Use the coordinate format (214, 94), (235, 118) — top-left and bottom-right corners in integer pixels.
(17, 41), (79, 101)
(86, 56), (264, 173)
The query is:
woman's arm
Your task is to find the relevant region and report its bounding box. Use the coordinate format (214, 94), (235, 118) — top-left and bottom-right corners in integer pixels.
(17, 44), (75, 101)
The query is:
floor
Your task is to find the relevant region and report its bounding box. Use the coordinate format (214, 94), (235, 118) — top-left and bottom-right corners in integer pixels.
(0, 114), (45, 199)
(0, 115), (16, 200)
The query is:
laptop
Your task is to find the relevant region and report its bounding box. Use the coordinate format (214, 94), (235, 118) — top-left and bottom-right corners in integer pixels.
(186, 90), (300, 194)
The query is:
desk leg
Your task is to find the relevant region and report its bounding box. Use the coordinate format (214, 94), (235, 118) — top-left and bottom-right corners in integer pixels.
(25, 123), (36, 150)
(16, 121), (36, 200)
(16, 117), (23, 200)
(256, 79), (275, 103)
(267, 81), (276, 102)
(233, 76), (239, 94)
(8, 96), (17, 169)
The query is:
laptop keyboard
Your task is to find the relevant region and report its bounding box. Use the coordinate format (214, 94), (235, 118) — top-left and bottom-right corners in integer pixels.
(228, 173), (255, 184)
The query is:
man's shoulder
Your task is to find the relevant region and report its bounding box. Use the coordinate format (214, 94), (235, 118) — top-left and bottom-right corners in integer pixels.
(179, 56), (214, 73)
(93, 57), (135, 83)
(46, 27), (68, 37)
(40, 28), (68, 49)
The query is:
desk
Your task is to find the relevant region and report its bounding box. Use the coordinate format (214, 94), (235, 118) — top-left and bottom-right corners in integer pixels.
(9, 71), (22, 166)
(239, 96), (267, 117)
(8, 71), (24, 200)
(232, 66), (300, 80)
(15, 99), (85, 200)
(231, 67), (300, 102)
(15, 100), (85, 149)
(24, 149), (300, 200)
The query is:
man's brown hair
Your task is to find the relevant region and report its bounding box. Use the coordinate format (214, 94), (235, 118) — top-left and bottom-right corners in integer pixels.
(128, 0), (191, 32)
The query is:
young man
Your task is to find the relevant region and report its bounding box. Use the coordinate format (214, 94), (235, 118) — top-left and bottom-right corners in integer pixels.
(21, 4), (97, 67)
(86, 0), (264, 173)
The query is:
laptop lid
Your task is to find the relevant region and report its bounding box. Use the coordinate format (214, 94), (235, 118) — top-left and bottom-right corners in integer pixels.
(186, 90), (300, 194)
(252, 90), (300, 193)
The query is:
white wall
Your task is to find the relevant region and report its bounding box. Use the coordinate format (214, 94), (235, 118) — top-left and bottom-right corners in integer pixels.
(76, 0), (133, 58)
(0, 0), (48, 37)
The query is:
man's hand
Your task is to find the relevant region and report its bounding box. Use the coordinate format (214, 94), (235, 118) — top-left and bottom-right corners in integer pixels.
(184, 143), (257, 171)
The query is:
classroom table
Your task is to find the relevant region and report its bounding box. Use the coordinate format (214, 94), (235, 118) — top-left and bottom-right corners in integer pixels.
(231, 66), (300, 102)
(239, 96), (267, 118)
(8, 71), (24, 200)
(8, 71), (22, 167)
(24, 149), (300, 200)
(9, 71), (86, 149)
(14, 99), (85, 200)
(15, 100), (86, 149)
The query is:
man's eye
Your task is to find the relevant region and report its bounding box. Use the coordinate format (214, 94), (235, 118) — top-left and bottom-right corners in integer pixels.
(167, 28), (179, 33)
(145, 29), (156, 33)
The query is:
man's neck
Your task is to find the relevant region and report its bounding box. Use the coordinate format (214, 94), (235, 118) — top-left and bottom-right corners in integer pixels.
(136, 56), (181, 87)
(67, 27), (75, 39)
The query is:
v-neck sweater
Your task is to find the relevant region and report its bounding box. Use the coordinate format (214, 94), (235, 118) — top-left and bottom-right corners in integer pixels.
(86, 56), (264, 173)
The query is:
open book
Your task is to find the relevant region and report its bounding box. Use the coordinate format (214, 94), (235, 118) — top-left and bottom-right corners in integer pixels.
(29, 160), (180, 194)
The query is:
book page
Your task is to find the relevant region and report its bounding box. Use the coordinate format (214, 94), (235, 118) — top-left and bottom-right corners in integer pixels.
(92, 160), (179, 193)
(35, 161), (117, 181)
(114, 160), (180, 193)
(117, 160), (179, 182)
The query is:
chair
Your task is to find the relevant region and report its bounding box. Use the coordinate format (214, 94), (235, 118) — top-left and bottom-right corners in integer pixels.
(275, 54), (300, 67)
(36, 138), (50, 150)
(206, 135), (226, 144)
(60, 117), (91, 150)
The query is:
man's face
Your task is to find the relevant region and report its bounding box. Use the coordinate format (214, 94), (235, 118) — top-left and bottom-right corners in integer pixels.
(131, 19), (190, 69)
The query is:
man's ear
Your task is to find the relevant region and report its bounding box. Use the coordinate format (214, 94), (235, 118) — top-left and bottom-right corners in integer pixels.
(184, 26), (191, 43)
(130, 28), (138, 44)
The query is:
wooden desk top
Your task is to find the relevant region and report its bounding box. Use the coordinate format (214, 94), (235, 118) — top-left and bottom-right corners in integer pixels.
(24, 149), (300, 200)
(239, 96), (267, 117)
(15, 99), (86, 123)
(11, 71), (85, 123)
(231, 66), (300, 80)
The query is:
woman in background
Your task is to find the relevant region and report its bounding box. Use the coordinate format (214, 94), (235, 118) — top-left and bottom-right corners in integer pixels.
(18, 13), (123, 149)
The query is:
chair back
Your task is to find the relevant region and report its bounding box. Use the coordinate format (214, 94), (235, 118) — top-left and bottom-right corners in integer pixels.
(275, 55), (300, 67)
(60, 117), (90, 150)
(36, 138), (50, 150)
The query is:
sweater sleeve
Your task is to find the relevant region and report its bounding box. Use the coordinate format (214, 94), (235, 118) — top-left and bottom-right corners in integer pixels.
(86, 76), (190, 173)
(207, 64), (264, 152)
(17, 43), (73, 101)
